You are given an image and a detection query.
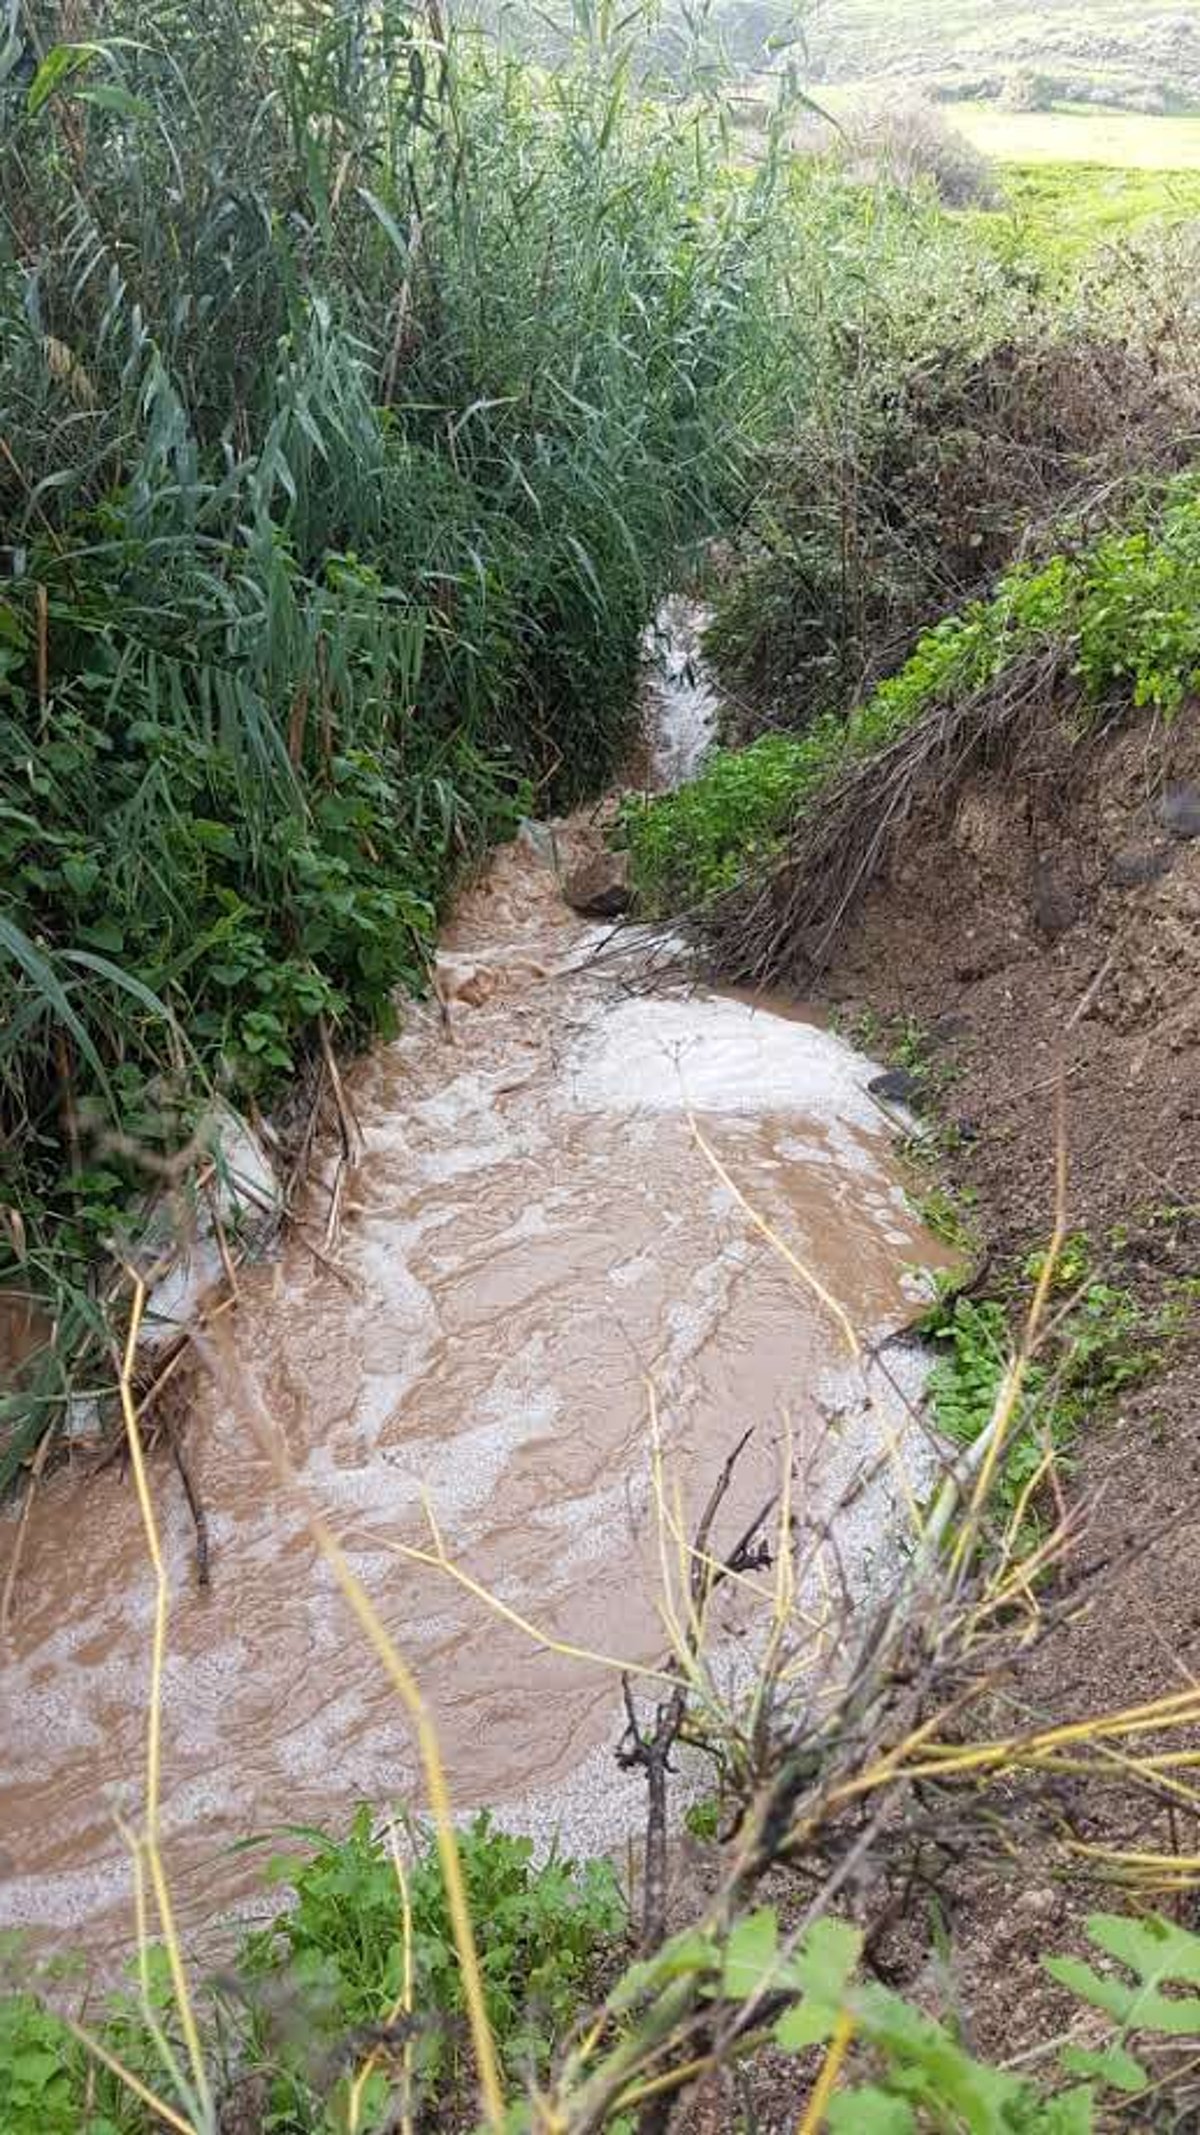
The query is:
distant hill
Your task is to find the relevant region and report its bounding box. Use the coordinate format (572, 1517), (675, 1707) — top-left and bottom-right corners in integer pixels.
(801, 0), (1200, 113)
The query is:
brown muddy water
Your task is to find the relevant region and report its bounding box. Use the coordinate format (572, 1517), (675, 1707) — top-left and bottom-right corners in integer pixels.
(0, 610), (949, 1968)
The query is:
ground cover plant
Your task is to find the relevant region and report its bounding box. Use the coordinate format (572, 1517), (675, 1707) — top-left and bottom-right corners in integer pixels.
(978, 160), (1200, 265)
(13, 1892), (1200, 2131)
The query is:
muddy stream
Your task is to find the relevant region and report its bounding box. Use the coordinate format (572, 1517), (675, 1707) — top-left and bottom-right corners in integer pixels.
(0, 609), (949, 1967)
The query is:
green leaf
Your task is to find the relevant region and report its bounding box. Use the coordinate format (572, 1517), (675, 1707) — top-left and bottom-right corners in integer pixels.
(358, 186), (411, 261)
(1087, 1910), (1200, 1987)
(774, 1997), (838, 2051)
(62, 951), (180, 1036)
(1035, 2087), (1098, 2133)
(62, 855), (100, 897)
(11, 2046), (61, 2085)
(27, 41), (100, 115)
(0, 916), (112, 1105)
(609, 1928), (714, 2012)
(1046, 1951), (1200, 2036)
(853, 1984), (1029, 2130)
(827, 2092), (914, 2133)
(784, 1917), (863, 2002)
(74, 82), (152, 118)
(79, 920), (125, 954)
(1061, 2044), (1147, 2094)
(722, 1908), (778, 2000)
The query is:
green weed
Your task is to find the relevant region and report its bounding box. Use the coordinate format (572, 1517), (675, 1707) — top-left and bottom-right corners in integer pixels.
(978, 161), (1200, 267)
(921, 1246), (1185, 1517)
(0, 1813), (625, 2134)
(237, 1808), (625, 2122)
(909, 1181), (979, 1252)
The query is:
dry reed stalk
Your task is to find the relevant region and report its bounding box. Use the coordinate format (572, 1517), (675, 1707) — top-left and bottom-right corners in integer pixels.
(0, 1425), (51, 1635)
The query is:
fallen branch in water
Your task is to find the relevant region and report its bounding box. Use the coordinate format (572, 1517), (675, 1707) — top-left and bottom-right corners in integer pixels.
(165, 1414), (210, 1592)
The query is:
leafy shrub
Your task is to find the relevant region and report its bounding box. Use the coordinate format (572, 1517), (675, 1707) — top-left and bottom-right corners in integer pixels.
(0, 1990), (95, 2135)
(1003, 68), (1057, 113)
(603, 1900), (1200, 2128)
(9, 1832), (1200, 2129)
(0, 0), (802, 1462)
(0, 1814), (623, 2132)
(922, 1244), (1188, 1516)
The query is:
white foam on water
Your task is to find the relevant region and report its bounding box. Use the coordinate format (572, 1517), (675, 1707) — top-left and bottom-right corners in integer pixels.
(569, 992), (887, 1137)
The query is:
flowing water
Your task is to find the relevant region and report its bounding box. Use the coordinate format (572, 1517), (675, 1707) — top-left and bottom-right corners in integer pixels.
(0, 613), (948, 1966)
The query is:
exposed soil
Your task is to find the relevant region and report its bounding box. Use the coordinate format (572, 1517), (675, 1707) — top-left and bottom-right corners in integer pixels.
(824, 711), (1200, 1257)
(810, 703), (1200, 2084)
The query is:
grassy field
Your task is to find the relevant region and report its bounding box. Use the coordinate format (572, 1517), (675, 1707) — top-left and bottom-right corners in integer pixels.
(785, 81), (1200, 257)
(988, 159), (1200, 258)
(953, 103), (1200, 170)
(951, 104), (1200, 259)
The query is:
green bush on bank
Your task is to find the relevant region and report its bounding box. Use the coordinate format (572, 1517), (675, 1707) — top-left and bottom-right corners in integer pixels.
(0, 1812), (624, 2135)
(626, 473), (1200, 914)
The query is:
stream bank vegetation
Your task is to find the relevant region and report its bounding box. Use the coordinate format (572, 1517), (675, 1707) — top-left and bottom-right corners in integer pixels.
(5, 0), (1198, 1472)
(0, 0), (805, 1480)
(625, 462), (1200, 923)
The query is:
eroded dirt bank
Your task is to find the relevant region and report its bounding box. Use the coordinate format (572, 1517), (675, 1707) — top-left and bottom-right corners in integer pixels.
(808, 705), (1200, 2056)
(0, 671), (949, 1967)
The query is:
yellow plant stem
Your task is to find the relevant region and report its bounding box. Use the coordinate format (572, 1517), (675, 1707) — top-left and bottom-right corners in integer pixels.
(205, 1340), (506, 2131)
(61, 2012), (197, 2135)
(798, 2008), (855, 2134)
(347, 1828), (415, 2135)
(118, 1280), (212, 2123)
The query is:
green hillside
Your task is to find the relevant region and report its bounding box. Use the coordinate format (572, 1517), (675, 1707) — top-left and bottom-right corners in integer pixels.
(804, 0), (1200, 109)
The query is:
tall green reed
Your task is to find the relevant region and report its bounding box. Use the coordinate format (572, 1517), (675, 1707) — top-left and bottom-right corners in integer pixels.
(0, 0), (798, 1465)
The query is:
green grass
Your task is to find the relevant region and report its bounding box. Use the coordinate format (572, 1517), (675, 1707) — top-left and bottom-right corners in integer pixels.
(953, 104), (1200, 170)
(983, 159), (1200, 258)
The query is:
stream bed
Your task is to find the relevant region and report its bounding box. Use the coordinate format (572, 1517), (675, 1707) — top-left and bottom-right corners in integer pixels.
(0, 612), (949, 1965)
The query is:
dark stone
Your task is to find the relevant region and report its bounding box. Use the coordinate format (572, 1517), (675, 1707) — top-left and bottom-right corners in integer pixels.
(562, 852), (632, 918)
(1158, 781), (1200, 840)
(868, 1068), (922, 1107)
(1108, 843), (1175, 888)
(1031, 862), (1077, 938)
